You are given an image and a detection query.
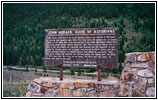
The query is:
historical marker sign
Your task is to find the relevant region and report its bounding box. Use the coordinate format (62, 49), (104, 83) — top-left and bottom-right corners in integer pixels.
(44, 28), (118, 68)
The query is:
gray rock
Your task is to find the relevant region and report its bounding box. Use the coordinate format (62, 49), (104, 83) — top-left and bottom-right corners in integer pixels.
(84, 90), (97, 97)
(137, 77), (147, 93)
(73, 88), (86, 97)
(130, 63), (148, 68)
(98, 90), (116, 97)
(148, 78), (155, 84)
(137, 53), (150, 62)
(145, 87), (155, 97)
(28, 83), (40, 92)
(125, 54), (136, 63)
(137, 69), (154, 78)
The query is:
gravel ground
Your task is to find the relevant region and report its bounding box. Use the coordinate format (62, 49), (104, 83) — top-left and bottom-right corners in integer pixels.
(3, 68), (97, 82)
(3, 68), (41, 82)
(3, 67), (119, 83)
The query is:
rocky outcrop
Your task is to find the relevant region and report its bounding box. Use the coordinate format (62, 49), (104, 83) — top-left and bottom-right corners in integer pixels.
(26, 52), (155, 97)
(118, 52), (155, 97)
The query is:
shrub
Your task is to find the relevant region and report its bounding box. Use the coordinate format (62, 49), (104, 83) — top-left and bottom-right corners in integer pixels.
(70, 68), (75, 75)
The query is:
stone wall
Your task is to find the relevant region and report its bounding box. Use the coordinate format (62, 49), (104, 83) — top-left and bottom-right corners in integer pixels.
(26, 52), (155, 97)
(26, 78), (119, 97)
(118, 52), (155, 97)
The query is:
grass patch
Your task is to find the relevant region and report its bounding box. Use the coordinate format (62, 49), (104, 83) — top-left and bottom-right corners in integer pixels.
(34, 72), (49, 76)
(3, 90), (21, 97)
(3, 82), (29, 97)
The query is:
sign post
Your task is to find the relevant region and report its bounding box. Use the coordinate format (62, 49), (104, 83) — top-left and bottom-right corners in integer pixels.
(44, 28), (118, 81)
(60, 66), (63, 81)
(98, 66), (101, 81)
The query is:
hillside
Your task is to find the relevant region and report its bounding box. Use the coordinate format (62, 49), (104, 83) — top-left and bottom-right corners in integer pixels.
(3, 3), (155, 66)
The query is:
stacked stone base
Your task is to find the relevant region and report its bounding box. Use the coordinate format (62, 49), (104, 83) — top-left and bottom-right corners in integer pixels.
(118, 52), (155, 97)
(26, 77), (119, 97)
(26, 52), (155, 97)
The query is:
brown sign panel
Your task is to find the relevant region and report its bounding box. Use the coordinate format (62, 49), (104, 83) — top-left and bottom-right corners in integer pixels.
(44, 28), (118, 68)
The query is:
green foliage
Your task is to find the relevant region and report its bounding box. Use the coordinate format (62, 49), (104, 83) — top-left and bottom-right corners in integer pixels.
(26, 65), (29, 72)
(77, 68), (82, 76)
(34, 72), (48, 76)
(103, 68), (110, 76)
(118, 51), (125, 62)
(3, 90), (20, 97)
(70, 68), (75, 75)
(143, 19), (155, 32)
(34, 66), (37, 72)
(118, 62), (123, 73)
(3, 82), (28, 97)
(111, 68), (119, 74)
(120, 19), (125, 28)
(86, 68), (96, 73)
(69, 68), (96, 75)
(3, 3), (155, 69)
(43, 66), (47, 73)
(134, 17), (142, 32)
(118, 25), (123, 36)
